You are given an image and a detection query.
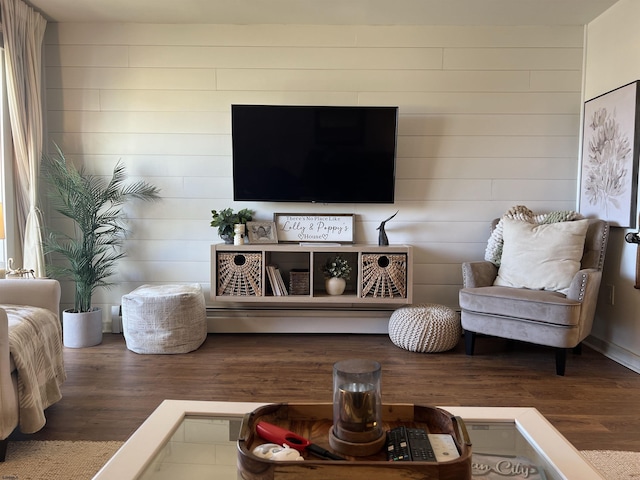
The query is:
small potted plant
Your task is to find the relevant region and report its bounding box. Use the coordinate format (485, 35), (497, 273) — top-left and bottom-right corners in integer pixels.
(210, 208), (254, 243)
(323, 254), (352, 295)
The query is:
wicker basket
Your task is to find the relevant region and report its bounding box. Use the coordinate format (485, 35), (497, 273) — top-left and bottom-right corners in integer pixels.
(361, 254), (407, 298)
(289, 269), (310, 295)
(217, 252), (263, 296)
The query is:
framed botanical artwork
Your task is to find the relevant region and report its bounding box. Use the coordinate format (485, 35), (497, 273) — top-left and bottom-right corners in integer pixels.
(579, 80), (640, 228)
(246, 221), (278, 244)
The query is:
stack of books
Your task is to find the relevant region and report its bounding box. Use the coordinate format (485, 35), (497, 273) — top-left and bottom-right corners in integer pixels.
(266, 265), (288, 296)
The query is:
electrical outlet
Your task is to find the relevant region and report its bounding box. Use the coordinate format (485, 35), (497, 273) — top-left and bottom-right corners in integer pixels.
(606, 284), (615, 305)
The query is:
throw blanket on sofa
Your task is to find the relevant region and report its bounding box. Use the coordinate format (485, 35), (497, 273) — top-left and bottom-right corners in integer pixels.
(484, 205), (583, 266)
(4, 305), (66, 433)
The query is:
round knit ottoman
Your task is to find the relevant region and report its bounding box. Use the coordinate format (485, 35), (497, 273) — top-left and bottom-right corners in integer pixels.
(388, 304), (461, 353)
(122, 284), (207, 354)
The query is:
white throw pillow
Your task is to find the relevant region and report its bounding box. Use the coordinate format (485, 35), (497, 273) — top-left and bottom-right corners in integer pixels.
(493, 218), (589, 295)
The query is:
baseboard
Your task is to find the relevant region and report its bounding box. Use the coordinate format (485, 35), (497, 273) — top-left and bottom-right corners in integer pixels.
(584, 335), (640, 374)
(206, 307), (393, 334)
(109, 304), (395, 334)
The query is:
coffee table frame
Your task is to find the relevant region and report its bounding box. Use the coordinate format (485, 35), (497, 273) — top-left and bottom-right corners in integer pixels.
(93, 400), (605, 479)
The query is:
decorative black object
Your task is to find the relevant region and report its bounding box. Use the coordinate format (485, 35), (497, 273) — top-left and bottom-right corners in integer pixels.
(626, 232), (640, 244)
(625, 214), (640, 244)
(377, 210), (399, 246)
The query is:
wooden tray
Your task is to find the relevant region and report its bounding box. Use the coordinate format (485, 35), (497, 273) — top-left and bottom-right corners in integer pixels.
(237, 403), (472, 480)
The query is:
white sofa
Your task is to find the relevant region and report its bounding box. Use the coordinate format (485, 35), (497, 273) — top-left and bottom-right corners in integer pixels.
(0, 279), (65, 461)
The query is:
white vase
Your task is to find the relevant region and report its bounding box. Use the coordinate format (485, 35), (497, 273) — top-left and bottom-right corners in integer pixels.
(63, 308), (103, 348)
(325, 277), (346, 295)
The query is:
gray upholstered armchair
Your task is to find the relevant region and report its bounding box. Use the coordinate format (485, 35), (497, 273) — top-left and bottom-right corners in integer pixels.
(459, 218), (609, 375)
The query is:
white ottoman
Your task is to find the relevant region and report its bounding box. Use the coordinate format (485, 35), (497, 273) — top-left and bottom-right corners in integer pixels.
(388, 304), (461, 353)
(122, 284), (207, 354)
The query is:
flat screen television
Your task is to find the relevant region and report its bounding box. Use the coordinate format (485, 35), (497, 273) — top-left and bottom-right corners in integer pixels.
(231, 104), (398, 203)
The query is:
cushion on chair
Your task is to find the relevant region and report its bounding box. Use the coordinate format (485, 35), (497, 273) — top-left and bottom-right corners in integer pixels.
(459, 286), (581, 326)
(493, 218), (589, 295)
(388, 304), (461, 353)
(122, 284), (207, 354)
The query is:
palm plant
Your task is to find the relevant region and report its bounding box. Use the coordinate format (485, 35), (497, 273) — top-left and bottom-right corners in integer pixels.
(42, 145), (161, 313)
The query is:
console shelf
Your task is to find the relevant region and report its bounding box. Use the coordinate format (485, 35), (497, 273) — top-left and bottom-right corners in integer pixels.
(210, 243), (413, 306)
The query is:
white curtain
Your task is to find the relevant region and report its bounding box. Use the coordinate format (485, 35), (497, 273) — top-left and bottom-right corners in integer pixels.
(0, 0), (47, 277)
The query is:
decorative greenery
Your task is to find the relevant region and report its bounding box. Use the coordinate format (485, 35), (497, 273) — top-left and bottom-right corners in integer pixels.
(42, 145), (161, 313)
(210, 208), (254, 239)
(323, 254), (352, 279)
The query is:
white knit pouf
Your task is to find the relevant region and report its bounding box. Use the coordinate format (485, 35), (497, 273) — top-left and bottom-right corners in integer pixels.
(122, 284), (207, 354)
(388, 304), (461, 353)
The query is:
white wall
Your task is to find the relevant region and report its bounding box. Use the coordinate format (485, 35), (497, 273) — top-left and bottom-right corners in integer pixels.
(583, 0), (640, 372)
(43, 23), (584, 331)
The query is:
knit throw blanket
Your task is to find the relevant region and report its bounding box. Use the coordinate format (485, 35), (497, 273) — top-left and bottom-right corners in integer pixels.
(5, 305), (66, 433)
(485, 205), (583, 266)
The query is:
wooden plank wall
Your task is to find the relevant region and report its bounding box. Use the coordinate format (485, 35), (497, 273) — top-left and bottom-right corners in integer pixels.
(43, 23), (584, 329)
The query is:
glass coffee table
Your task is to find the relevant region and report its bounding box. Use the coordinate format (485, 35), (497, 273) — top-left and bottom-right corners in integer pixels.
(93, 400), (605, 480)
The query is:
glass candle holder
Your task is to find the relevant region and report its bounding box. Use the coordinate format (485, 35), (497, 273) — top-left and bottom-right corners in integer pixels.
(332, 359), (382, 444)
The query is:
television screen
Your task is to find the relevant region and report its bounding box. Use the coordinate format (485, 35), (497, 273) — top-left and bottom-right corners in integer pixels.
(231, 105), (398, 203)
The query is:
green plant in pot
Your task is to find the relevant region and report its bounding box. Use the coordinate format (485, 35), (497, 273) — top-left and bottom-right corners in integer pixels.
(323, 254), (352, 296)
(210, 208), (254, 243)
(42, 145), (161, 348)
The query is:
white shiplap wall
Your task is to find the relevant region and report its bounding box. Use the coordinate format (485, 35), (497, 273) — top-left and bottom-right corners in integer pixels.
(43, 23), (585, 331)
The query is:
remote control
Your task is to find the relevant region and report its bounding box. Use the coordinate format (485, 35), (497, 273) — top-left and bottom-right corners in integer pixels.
(386, 426), (437, 462)
(428, 433), (460, 462)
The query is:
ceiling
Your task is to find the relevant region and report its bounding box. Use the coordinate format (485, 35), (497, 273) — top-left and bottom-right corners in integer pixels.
(26, 0), (619, 26)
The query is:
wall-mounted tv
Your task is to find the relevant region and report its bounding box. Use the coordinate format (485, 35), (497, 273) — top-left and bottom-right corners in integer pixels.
(231, 104), (398, 203)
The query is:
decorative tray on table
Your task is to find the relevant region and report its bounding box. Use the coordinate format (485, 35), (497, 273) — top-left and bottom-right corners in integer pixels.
(237, 402), (472, 480)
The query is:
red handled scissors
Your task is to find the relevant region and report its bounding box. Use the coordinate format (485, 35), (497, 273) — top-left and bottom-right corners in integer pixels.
(256, 421), (345, 460)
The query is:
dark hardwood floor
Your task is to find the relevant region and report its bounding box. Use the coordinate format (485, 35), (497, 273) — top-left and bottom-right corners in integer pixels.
(11, 333), (640, 451)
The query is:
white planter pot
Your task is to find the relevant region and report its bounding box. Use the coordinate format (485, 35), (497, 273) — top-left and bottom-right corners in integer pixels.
(325, 277), (346, 296)
(63, 308), (103, 348)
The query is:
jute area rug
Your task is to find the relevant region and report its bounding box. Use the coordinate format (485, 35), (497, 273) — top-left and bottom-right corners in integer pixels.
(0, 441), (638, 479)
(0, 441), (123, 479)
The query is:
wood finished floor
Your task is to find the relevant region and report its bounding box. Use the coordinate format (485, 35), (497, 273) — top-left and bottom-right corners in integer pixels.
(11, 333), (640, 451)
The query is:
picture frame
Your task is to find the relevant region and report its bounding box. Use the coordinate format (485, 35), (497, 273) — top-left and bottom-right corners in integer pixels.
(246, 221), (278, 244)
(579, 80), (640, 228)
(273, 213), (355, 243)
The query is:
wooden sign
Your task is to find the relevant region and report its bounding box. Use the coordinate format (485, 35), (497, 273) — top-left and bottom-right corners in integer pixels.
(274, 213), (354, 243)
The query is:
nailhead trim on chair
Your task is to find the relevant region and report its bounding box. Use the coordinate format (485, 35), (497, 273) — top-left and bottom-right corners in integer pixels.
(578, 273), (587, 301)
(597, 227), (608, 270)
(388, 304), (461, 353)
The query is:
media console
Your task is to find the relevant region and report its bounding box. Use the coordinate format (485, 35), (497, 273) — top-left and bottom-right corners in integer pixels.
(210, 243), (413, 306)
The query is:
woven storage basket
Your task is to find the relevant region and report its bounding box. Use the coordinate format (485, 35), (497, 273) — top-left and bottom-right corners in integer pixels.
(361, 253), (407, 298)
(289, 269), (310, 295)
(122, 284), (207, 354)
(217, 252), (262, 296)
(388, 304), (461, 353)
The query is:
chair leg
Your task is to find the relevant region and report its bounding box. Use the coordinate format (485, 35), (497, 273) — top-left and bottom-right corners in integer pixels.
(555, 348), (567, 376)
(464, 331), (476, 355)
(573, 343), (582, 355)
(0, 438), (8, 462)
